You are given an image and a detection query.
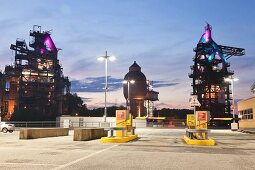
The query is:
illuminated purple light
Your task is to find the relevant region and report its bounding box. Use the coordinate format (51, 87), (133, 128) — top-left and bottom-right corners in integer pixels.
(40, 48), (46, 54)
(204, 24), (211, 42)
(44, 36), (55, 51)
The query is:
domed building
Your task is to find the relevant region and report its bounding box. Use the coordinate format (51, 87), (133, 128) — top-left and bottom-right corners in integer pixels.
(123, 61), (159, 118)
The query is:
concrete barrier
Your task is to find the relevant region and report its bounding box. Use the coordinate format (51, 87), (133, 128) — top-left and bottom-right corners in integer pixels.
(19, 128), (69, 139)
(74, 128), (107, 141)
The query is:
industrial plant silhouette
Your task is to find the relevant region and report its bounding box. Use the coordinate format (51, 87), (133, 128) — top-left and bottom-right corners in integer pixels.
(189, 24), (244, 118)
(0, 26), (70, 121)
(0, 24), (245, 121)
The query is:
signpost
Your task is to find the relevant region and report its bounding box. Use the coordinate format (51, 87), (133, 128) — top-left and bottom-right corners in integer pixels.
(189, 95), (201, 107)
(186, 114), (195, 127)
(116, 110), (126, 137)
(184, 96), (215, 146)
(195, 111), (208, 129)
(189, 95), (201, 127)
(116, 110), (126, 127)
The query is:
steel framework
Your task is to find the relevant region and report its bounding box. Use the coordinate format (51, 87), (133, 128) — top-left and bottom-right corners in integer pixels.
(189, 24), (245, 118)
(0, 25), (70, 120)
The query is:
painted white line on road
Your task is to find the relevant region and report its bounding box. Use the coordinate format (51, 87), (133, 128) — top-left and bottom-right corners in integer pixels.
(0, 162), (58, 166)
(52, 144), (118, 170)
(0, 147), (59, 151)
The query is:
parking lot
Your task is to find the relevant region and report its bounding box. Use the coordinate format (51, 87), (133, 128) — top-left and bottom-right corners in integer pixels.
(0, 128), (255, 170)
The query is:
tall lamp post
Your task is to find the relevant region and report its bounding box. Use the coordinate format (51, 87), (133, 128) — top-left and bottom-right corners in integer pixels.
(123, 80), (135, 117)
(97, 51), (116, 122)
(224, 77), (239, 123)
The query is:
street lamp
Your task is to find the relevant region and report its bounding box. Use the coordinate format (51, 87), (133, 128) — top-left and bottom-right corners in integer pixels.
(97, 51), (116, 122)
(251, 82), (255, 93)
(123, 80), (135, 116)
(224, 77), (239, 123)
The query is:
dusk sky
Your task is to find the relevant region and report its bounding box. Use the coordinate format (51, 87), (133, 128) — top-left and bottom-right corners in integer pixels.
(0, 0), (254, 109)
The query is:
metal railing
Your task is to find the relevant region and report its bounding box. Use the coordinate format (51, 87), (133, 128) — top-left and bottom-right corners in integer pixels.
(8, 121), (60, 128)
(6, 121), (147, 128)
(5, 120), (185, 129)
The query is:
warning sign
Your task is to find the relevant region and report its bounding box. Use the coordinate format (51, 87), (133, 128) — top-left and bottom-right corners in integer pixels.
(186, 114), (195, 127)
(198, 112), (206, 121)
(189, 95), (201, 107)
(196, 111), (208, 129)
(116, 110), (125, 120)
(116, 110), (126, 127)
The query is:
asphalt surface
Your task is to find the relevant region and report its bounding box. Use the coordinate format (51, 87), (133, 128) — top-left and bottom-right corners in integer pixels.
(0, 128), (255, 170)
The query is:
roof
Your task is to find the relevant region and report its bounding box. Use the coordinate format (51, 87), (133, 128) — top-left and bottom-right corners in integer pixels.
(129, 61), (141, 71)
(238, 96), (255, 103)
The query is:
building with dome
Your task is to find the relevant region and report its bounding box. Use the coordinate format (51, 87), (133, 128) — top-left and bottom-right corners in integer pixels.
(123, 61), (159, 118)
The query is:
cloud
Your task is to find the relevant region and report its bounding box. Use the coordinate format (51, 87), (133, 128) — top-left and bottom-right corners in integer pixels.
(71, 76), (123, 92)
(79, 97), (93, 102)
(68, 58), (96, 75)
(71, 77), (179, 93)
(155, 102), (188, 109)
(232, 55), (255, 70)
(152, 81), (179, 88)
(0, 19), (24, 31)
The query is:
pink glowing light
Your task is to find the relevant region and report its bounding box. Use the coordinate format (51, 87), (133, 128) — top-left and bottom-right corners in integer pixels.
(204, 24), (211, 42)
(40, 48), (46, 54)
(44, 36), (55, 51)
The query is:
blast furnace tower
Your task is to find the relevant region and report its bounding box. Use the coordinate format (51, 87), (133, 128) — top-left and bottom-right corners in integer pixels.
(189, 24), (245, 118)
(0, 25), (70, 121)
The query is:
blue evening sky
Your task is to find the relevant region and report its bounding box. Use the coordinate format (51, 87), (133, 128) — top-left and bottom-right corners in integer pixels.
(0, 0), (254, 108)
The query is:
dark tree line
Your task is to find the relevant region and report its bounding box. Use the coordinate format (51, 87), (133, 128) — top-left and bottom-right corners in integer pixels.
(153, 108), (193, 119)
(10, 93), (193, 120)
(63, 93), (126, 117)
(64, 93), (193, 118)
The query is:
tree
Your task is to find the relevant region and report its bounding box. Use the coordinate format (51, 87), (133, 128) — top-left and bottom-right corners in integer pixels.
(153, 108), (192, 119)
(63, 93), (88, 116)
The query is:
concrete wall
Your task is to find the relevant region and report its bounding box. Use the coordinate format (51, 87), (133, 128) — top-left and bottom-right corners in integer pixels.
(73, 128), (107, 141)
(57, 116), (116, 128)
(133, 119), (147, 127)
(19, 128), (69, 139)
(56, 116), (147, 128)
(238, 97), (255, 129)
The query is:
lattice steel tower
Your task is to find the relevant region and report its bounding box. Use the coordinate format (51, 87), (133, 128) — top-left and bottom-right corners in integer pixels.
(189, 24), (245, 118)
(0, 25), (70, 120)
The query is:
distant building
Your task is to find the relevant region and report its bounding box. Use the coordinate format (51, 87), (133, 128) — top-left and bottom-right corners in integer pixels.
(123, 61), (159, 118)
(238, 97), (255, 129)
(0, 25), (70, 121)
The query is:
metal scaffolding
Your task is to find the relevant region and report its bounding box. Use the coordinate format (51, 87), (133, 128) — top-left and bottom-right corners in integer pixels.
(0, 25), (70, 121)
(189, 24), (245, 118)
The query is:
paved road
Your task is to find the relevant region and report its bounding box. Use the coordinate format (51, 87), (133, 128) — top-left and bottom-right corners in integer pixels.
(0, 128), (255, 170)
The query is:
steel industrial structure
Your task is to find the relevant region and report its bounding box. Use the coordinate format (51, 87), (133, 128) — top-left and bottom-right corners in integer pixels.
(189, 24), (245, 118)
(0, 25), (70, 121)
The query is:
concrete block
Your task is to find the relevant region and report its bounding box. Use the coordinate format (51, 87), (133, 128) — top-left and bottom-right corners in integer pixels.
(100, 122), (110, 128)
(100, 134), (138, 143)
(231, 123), (238, 131)
(183, 135), (215, 146)
(19, 128), (69, 139)
(73, 128), (107, 141)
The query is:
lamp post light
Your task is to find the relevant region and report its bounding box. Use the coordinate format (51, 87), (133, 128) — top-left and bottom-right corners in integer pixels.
(97, 51), (116, 122)
(224, 77), (239, 123)
(251, 82), (255, 93)
(123, 80), (135, 116)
